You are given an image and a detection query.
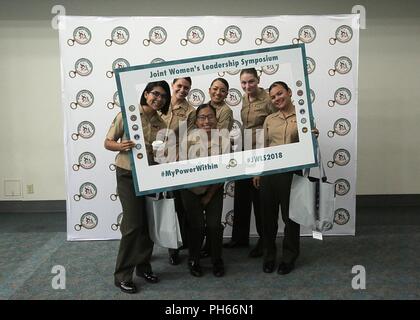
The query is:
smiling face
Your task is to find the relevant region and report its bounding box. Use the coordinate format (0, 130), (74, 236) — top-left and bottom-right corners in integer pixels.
(195, 106), (217, 134)
(172, 78), (191, 101)
(269, 83), (292, 111)
(240, 72), (259, 96)
(209, 80), (228, 105)
(144, 85), (168, 111)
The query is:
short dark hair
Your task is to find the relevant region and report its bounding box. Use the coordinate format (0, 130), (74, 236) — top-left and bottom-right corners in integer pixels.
(195, 103), (217, 117)
(269, 81), (290, 93)
(172, 77), (192, 86)
(240, 68), (259, 79)
(210, 78), (229, 91)
(139, 81), (171, 115)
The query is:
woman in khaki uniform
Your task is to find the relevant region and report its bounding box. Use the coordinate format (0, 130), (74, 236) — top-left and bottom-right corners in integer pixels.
(201, 77), (234, 257)
(161, 77), (196, 266)
(105, 81), (170, 294)
(224, 68), (275, 258)
(180, 103), (230, 277)
(253, 81), (318, 275)
(208, 78), (234, 131)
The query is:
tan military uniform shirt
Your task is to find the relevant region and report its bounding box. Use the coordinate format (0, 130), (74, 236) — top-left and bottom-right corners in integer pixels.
(161, 100), (196, 136)
(183, 128), (231, 195)
(106, 106), (166, 170)
(240, 87), (276, 149)
(263, 109), (299, 147)
(212, 102), (234, 131)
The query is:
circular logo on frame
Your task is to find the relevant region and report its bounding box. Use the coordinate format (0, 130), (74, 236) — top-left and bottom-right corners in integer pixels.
(256, 25), (279, 45)
(78, 152), (96, 170)
(334, 208), (350, 225)
(76, 90), (94, 108)
(187, 89), (205, 107)
(225, 88), (242, 107)
(294, 25), (316, 44)
(218, 25), (242, 45)
(69, 58), (93, 78)
(335, 179), (351, 196)
(147, 26), (167, 46)
(68, 26), (91, 46)
(330, 25), (353, 45)
(75, 212), (98, 231)
(306, 57), (316, 74)
(106, 26), (129, 46)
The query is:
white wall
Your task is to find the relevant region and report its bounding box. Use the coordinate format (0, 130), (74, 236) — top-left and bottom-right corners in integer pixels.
(1, 0), (419, 200)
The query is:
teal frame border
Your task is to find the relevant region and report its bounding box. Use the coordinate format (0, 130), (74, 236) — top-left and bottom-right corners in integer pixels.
(115, 44), (318, 196)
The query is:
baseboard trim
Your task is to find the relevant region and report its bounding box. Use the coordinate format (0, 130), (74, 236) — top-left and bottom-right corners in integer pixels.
(0, 195), (419, 213)
(356, 194), (420, 207)
(0, 200), (66, 213)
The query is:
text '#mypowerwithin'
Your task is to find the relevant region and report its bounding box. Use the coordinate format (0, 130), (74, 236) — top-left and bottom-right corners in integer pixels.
(161, 163), (219, 178)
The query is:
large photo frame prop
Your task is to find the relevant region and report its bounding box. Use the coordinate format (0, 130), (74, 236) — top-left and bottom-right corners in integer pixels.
(116, 44), (318, 196)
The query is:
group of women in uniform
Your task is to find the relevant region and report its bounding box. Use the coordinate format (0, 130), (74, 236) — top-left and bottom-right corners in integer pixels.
(105, 69), (318, 294)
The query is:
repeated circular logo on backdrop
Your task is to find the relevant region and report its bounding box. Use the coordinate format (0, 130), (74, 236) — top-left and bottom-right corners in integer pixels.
(187, 88), (205, 106)
(327, 149), (351, 168)
(306, 57), (316, 74)
(106, 26), (129, 46)
(293, 25), (316, 44)
(70, 90), (94, 109)
(329, 56), (352, 76)
(111, 212), (124, 231)
(72, 152), (96, 171)
(106, 58), (130, 78)
(335, 178), (351, 196)
(327, 118), (351, 138)
(223, 181), (235, 198)
(69, 58), (93, 78)
(107, 91), (120, 109)
(255, 25), (279, 45)
(222, 210), (234, 229)
(143, 26), (167, 46)
(334, 208), (350, 225)
(330, 25), (353, 45)
(74, 212), (98, 231)
(181, 26), (205, 46)
(68, 26), (91, 46)
(328, 87), (352, 107)
(218, 25), (242, 45)
(71, 121), (95, 141)
(225, 88), (242, 107)
(73, 182), (97, 201)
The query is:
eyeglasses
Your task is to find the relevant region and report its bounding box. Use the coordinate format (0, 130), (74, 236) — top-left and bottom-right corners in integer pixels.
(149, 91), (167, 99)
(196, 115), (216, 121)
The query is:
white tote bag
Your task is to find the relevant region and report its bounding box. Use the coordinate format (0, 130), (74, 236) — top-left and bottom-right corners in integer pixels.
(146, 192), (183, 249)
(289, 149), (336, 232)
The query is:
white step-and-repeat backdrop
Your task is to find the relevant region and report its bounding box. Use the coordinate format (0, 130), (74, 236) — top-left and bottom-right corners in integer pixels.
(59, 15), (359, 241)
